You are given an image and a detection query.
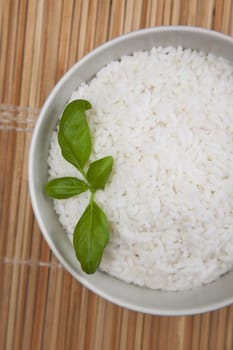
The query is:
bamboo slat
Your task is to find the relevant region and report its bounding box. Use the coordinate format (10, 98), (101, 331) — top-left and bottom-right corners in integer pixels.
(1, 0), (233, 349)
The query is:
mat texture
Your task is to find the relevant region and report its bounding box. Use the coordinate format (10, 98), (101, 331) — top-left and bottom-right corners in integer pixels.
(0, 1), (233, 349)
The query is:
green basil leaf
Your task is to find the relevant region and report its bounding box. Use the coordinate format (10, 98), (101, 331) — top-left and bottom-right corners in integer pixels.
(73, 199), (109, 274)
(58, 99), (92, 173)
(87, 156), (113, 190)
(45, 177), (89, 199)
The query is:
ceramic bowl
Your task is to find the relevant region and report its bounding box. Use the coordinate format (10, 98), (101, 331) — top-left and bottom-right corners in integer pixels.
(28, 26), (233, 315)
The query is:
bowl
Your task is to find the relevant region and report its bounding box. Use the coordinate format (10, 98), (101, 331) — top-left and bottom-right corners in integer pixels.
(28, 26), (233, 315)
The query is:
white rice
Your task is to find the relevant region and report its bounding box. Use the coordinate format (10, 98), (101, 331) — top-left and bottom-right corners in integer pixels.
(48, 46), (233, 291)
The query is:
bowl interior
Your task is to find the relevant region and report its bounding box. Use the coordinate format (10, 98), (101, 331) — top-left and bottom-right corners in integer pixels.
(29, 26), (233, 315)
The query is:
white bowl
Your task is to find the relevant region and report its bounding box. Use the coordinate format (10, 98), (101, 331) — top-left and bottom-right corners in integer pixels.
(28, 26), (233, 315)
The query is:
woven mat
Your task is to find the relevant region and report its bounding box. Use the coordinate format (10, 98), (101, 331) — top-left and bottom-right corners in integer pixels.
(1, 1), (233, 349)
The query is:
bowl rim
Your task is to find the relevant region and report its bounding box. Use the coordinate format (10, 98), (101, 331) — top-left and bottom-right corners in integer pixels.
(28, 25), (233, 316)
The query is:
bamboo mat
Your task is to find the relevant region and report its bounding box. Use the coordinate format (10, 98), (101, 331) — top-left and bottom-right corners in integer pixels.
(1, 0), (233, 349)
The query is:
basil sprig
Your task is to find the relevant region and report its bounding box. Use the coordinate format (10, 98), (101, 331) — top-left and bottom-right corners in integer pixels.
(45, 99), (113, 274)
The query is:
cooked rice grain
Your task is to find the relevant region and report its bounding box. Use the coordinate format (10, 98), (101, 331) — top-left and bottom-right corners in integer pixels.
(48, 47), (233, 291)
